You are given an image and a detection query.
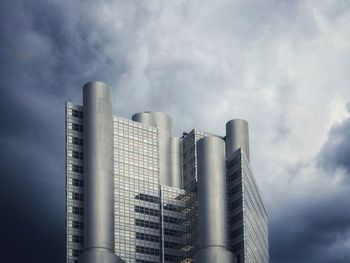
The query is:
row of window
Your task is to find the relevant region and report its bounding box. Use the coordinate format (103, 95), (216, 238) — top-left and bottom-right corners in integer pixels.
(73, 165), (84, 173)
(163, 204), (183, 213)
(72, 220), (84, 230)
(136, 232), (160, 243)
(72, 123), (83, 132)
(135, 194), (159, 204)
(163, 216), (183, 225)
(135, 219), (159, 230)
(72, 193), (84, 202)
(165, 254), (182, 261)
(135, 206), (159, 217)
(72, 110), (83, 119)
(73, 151), (84, 160)
(73, 178), (84, 188)
(164, 228), (182, 237)
(72, 206), (84, 215)
(135, 260), (157, 263)
(72, 137), (84, 146)
(164, 241), (179, 249)
(72, 249), (82, 257)
(73, 235), (84, 244)
(136, 246), (160, 256)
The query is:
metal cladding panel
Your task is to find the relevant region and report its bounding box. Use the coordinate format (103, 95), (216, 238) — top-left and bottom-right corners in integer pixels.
(82, 81), (122, 263)
(132, 112), (173, 187)
(169, 137), (182, 189)
(226, 119), (250, 162)
(197, 136), (228, 248)
(194, 247), (234, 263)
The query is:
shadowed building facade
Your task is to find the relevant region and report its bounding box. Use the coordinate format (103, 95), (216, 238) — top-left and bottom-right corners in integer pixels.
(65, 81), (268, 263)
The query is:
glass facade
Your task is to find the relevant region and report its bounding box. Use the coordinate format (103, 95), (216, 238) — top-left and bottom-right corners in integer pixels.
(65, 102), (84, 263)
(227, 149), (269, 263)
(65, 102), (269, 263)
(181, 130), (217, 262)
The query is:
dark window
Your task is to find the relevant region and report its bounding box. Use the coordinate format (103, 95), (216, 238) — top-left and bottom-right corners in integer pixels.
(73, 151), (84, 160)
(163, 216), (183, 225)
(72, 221), (84, 230)
(72, 137), (83, 146)
(136, 246), (160, 256)
(72, 110), (83, 119)
(136, 232), (160, 243)
(72, 123), (83, 132)
(164, 204), (183, 213)
(72, 193), (84, 202)
(135, 206), (159, 217)
(135, 193), (159, 203)
(164, 241), (178, 249)
(230, 212), (243, 225)
(72, 206), (84, 215)
(164, 228), (182, 237)
(135, 219), (159, 230)
(165, 254), (181, 261)
(73, 235), (84, 244)
(73, 178), (84, 188)
(136, 260), (157, 263)
(230, 227), (244, 240)
(73, 165), (84, 173)
(229, 197), (242, 210)
(72, 249), (82, 257)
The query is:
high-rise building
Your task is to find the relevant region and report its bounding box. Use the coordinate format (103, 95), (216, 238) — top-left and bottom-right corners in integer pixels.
(65, 81), (269, 263)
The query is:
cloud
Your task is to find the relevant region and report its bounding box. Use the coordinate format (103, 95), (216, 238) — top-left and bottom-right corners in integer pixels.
(1, 0), (350, 262)
(318, 115), (350, 176)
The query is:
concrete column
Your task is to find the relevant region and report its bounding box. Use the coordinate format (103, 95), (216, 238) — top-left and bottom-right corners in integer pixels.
(194, 136), (234, 263)
(132, 112), (174, 186)
(169, 137), (182, 189)
(80, 81), (124, 263)
(226, 119), (250, 162)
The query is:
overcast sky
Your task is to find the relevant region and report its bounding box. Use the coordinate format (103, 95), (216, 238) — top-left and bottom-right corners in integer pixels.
(1, 0), (350, 262)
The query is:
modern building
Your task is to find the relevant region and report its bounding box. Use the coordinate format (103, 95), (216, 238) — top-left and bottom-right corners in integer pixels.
(65, 81), (269, 263)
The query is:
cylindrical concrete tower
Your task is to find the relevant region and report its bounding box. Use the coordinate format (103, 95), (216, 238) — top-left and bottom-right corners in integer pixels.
(132, 112), (174, 187)
(226, 119), (250, 162)
(80, 81), (123, 263)
(169, 137), (182, 189)
(194, 136), (234, 263)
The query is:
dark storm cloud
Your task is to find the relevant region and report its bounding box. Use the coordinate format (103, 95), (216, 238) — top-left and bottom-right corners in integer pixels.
(0, 1), (123, 262)
(1, 0), (350, 263)
(318, 115), (350, 175)
(270, 191), (350, 263)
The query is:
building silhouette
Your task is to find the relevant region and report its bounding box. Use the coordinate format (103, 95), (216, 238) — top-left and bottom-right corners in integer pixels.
(65, 81), (268, 263)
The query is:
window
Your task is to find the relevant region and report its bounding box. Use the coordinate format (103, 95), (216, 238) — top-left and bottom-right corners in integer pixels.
(72, 207), (84, 215)
(72, 235), (84, 244)
(72, 221), (84, 230)
(164, 241), (178, 249)
(72, 110), (83, 119)
(136, 232), (160, 243)
(135, 219), (159, 230)
(163, 216), (183, 225)
(136, 246), (159, 256)
(73, 249), (82, 257)
(73, 165), (84, 173)
(73, 151), (84, 160)
(72, 123), (83, 132)
(165, 254), (181, 261)
(73, 179), (84, 188)
(135, 193), (159, 204)
(135, 206), (159, 217)
(72, 137), (83, 146)
(164, 204), (183, 213)
(72, 193), (84, 202)
(164, 228), (182, 237)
